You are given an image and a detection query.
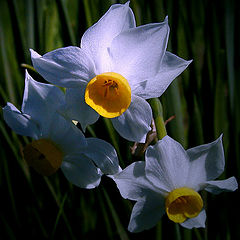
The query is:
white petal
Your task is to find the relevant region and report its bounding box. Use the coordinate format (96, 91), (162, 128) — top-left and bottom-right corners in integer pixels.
(186, 135), (225, 190)
(22, 71), (65, 135)
(145, 136), (190, 191)
(202, 177), (238, 194)
(110, 17), (169, 86)
(3, 102), (39, 139)
(47, 113), (87, 155)
(81, 2), (136, 73)
(128, 194), (165, 233)
(30, 47), (95, 87)
(111, 95), (152, 143)
(113, 161), (162, 201)
(83, 138), (120, 175)
(61, 153), (102, 189)
(64, 87), (99, 131)
(133, 51), (192, 98)
(180, 210), (206, 229)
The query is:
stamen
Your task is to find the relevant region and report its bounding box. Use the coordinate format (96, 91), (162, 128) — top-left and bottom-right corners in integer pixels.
(102, 79), (119, 98)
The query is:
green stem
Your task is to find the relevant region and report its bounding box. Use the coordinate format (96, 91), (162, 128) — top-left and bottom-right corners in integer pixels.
(149, 98), (167, 140)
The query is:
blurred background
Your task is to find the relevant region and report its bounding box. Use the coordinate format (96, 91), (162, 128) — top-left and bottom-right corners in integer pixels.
(0, 0), (239, 239)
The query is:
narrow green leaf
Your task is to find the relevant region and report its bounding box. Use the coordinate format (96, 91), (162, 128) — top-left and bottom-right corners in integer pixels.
(56, 0), (76, 45)
(174, 224), (182, 240)
(44, 177), (75, 240)
(102, 187), (130, 240)
(83, 0), (93, 27)
(32, 208), (48, 238)
(163, 80), (186, 147)
(0, 215), (16, 240)
(225, 0), (235, 113)
(97, 189), (114, 239)
(0, 24), (16, 104)
(26, 0), (35, 49)
(51, 192), (68, 238)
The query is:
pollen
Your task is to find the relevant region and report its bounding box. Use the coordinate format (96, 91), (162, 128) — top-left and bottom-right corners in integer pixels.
(165, 187), (203, 223)
(85, 72), (131, 118)
(23, 138), (63, 176)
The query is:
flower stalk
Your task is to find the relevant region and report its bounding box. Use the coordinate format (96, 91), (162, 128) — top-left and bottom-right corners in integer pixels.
(149, 98), (167, 140)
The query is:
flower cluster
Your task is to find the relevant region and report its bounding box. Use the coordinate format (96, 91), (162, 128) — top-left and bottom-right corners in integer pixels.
(3, 71), (121, 188)
(3, 2), (237, 233)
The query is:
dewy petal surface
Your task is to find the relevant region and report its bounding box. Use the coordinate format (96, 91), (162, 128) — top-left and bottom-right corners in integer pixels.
(61, 153), (102, 189)
(30, 47), (95, 88)
(3, 102), (40, 139)
(186, 135), (225, 190)
(110, 18), (169, 86)
(84, 138), (120, 175)
(133, 51), (192, 99)
(22, 71), (65, 135)
(145, 136), (190, 191)
(81, 2), (136, 74)
(65, 87), (99, 131)
(202, 177), (238, 194)
(180, 210), (206, 229)
(111, 95), (152, 143)
(128, 194), (165, 233)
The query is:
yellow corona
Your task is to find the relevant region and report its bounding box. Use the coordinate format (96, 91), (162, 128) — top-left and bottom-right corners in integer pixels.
(23, 139), (63, 176)
(165, 187), (203, 223)
(85, 72), (131, 118)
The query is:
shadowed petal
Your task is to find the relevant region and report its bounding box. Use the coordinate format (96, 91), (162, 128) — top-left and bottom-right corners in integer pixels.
(84, 138), (120, 175)
(180, 210), (206, 229)
(202, 177), (238, 194)
(22, 71), (65, 135)
(128, 194), (165, 232)
(61, 153), (102, 189)
(3, 102), (39, 139)
(47, 113), (87, 155)
(64, 87), (99, 131)
(111, 95), (152, 143)
(113, 161), (163, 201)
(186, 135), (225, 190)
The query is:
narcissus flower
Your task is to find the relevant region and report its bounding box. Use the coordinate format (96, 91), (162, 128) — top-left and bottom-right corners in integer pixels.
(113, 135), (238, 232)
(3, 71), (120, 189)
(30, 2), (191, 143)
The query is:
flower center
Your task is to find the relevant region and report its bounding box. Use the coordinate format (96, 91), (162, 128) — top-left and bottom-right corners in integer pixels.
(85, 72), (131, 118)
(23, 139), (63, 176)
(165, 187), (203, 223)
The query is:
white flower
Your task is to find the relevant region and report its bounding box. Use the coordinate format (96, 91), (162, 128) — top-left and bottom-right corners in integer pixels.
(30, 2), (191, 143)
(113, 135), (238, 232)
(3, 71), (120, 189)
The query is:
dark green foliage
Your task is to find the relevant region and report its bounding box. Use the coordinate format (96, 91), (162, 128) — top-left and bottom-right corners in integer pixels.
(0, 0), (239, 239)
